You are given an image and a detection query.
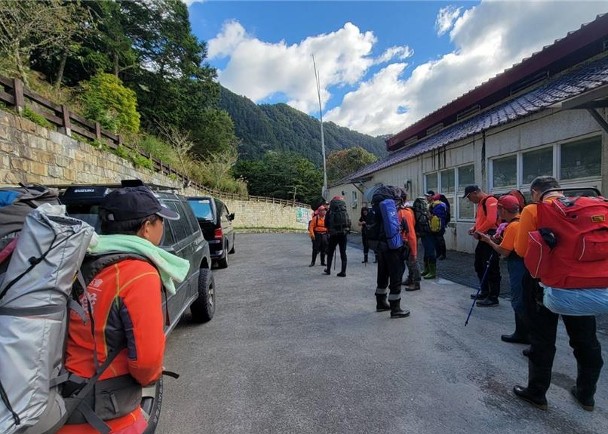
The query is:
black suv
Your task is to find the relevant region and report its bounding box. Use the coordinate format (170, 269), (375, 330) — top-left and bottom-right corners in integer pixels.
(59, 180), (215, 433)
(188, 196), (235, 268)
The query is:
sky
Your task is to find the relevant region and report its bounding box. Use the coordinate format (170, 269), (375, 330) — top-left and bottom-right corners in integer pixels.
(186, 0), (608, 137)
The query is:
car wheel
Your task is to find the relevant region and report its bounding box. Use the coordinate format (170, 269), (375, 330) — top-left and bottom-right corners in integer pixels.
(217, 242), (229, 268)
(190, 268), (215, 323)
(141, 378), (163, 433)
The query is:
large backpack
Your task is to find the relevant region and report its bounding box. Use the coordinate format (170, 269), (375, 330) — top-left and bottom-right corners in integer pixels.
(378, 199), (403, 250)
(0, 202), (95, 434)
(437, 194), (451, 224)
(524, 188), (608, 289)
(412, 198), (431, 235)
(327, 198), (351, 234)
(365, 185), (403, 252)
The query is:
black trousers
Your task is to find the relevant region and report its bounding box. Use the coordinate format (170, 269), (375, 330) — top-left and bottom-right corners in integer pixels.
(523, 271), (603, 390)
(361, 232), (369, 255)
(474, 239), (501, 299)
(375, 246), (406, 301)
(326, 233), (347, 270)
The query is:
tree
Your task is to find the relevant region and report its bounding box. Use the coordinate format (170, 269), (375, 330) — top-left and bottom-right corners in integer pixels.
(80, 73), (140, 133)
(0, 0), (92, 86)
(233, 152), (323, 205)
(326, 147), (378, 183)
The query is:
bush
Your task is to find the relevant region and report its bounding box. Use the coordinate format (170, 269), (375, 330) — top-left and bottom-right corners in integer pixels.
(22, 106), (53, 129)
(80, 73), (140, 134)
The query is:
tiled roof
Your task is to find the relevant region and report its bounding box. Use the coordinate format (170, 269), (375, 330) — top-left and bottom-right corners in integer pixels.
(346, 55), (608, 182)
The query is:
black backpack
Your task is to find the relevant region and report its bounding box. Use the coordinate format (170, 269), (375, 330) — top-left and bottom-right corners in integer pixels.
(413, 198), (431, 235)
(327, 198), (351, 234)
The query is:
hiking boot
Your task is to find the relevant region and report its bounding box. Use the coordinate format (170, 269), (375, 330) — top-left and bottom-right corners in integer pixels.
(389, 300), (410, 319)
(405, 282), (421, 291)
(337, 272), (346, 277)
(323, 269), (330, 275)
(476, 298), (499, 307)
(470, 293), (489, 300)
(501, 333), (529, 344)
(522, 347), (531, 357)
(375, 295), (390, 312)
(309, 262), (315, 267)
(423, 263), (436, 279)
(571, 386), (595, 411)
(513, 386), (548, 410)
(402, 277), (413, 286)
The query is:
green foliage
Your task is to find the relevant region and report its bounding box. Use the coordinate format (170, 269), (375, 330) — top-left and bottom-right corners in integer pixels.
(233, 151), (323, 206)
(326, 147), (378, 183)
(219, 87), (387, 165)
(22, 106), (53, 129)
(80, 73), (140, 134)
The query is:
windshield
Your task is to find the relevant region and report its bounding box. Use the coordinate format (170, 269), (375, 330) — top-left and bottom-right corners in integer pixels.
(188, 198), (214, 221)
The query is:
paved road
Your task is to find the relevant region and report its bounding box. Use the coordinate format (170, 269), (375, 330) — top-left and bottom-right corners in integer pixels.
(157, 233), (607, 434)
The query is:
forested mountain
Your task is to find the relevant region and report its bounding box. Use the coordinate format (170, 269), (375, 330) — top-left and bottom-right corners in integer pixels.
(219, 87), (388, 165)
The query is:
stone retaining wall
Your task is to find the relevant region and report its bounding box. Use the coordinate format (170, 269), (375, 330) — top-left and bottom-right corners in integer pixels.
(0, 110), (311, 231)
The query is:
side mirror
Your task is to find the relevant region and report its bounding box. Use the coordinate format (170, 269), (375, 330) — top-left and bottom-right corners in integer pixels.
(228, 213), (235, 221)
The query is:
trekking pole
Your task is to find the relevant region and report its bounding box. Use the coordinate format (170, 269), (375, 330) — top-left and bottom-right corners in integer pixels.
(333, 249), (337, 271)
(465, 252), (494, 326)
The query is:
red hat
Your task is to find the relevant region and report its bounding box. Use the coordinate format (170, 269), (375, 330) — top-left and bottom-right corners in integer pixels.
(497, 194), (520, 212)
(432, 193), (441, 201)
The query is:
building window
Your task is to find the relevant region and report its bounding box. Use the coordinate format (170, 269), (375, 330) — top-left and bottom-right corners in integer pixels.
(459, 197), (475, 220)
(492, 155), (517, 188)
(425, 172), (438, 193)
(522, 147), (553, 184)
(440, 169), (455, 194)
(458, 165), (475, 190)
(560, 137), (601, 180)
(351, 191), (358, 208)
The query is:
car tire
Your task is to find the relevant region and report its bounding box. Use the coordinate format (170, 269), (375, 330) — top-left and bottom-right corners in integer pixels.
(217, 242), (229, 268)
(141, 378), (163, 434)
(229, 237), (235, 254)
(190, 268), (215, 323)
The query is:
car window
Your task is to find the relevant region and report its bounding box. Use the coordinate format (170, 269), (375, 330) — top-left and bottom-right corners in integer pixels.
(161, 218), (176, 247)
(64, 204), (102, 233)
(164, 200), (189, 242)
(188, 198), (214, 221)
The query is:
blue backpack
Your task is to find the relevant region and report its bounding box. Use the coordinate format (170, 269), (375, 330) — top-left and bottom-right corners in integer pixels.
(379, 199), (403, 250)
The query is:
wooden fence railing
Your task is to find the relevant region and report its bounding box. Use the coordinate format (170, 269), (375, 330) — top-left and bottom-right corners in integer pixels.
(0, 76), (309, 209)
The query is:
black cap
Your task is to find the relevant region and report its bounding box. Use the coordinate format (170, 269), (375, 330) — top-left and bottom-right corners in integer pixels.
(100, 186), (179, 222)
(463, 185), (480, 199)
(424, 190), (435, 197)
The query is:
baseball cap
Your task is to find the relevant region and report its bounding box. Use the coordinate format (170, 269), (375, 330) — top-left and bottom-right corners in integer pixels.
(497, 194), (520, 212)
(463, 185), (480, 199)
(100, 186), (180, 222)
(424, 190), (435, 197)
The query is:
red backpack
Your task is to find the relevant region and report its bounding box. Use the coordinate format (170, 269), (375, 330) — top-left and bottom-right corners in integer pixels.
(524, 188), (608, 289)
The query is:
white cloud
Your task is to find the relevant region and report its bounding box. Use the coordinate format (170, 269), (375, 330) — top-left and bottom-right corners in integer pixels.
(435, 5), (462, 36)
(207, 1), (607, 137)
(208, 21), (375, 113)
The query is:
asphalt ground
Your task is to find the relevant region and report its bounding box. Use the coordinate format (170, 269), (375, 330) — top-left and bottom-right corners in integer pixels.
(157, 233), (608, 434)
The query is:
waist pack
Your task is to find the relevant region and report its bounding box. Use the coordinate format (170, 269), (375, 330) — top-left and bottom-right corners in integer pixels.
(524, 189), (608, 289)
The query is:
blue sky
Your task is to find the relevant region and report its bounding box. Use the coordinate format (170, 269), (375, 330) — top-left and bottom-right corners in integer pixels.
(186, 1), (608, 136)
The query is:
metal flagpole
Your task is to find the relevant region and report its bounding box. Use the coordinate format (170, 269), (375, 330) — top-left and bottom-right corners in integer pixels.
(312, 54), (328, 200)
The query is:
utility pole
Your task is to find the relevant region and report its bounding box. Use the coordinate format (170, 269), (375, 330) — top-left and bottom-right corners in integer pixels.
(312, 54), (328, 200)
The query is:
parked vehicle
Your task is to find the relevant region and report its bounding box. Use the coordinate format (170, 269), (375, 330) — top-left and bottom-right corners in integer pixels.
(59, 180), (215, 433)
(188, 196), (236, 268)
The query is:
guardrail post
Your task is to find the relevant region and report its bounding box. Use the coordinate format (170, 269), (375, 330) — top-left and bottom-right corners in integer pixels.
(60, 105), (71, 136)
(13, 78), (24, 114)
(94, 122), (101, 140)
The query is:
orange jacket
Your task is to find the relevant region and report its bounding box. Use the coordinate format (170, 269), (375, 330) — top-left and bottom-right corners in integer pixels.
(473, 195), (498, 234)
(398, 207), (417, 258)
(308, 215), (327, 238)
(59, 259), (166, 434)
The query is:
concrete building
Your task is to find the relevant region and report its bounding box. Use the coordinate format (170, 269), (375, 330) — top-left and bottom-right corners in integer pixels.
(328, 14), (608, 253)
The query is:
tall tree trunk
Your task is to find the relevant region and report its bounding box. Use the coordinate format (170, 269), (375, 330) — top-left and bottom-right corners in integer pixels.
(113, 52), (119, 77)
(14, 48), (29, 88)
(54, 48), (68, 89)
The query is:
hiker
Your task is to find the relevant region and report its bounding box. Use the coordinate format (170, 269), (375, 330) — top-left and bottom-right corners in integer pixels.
(398, 190), (420, 291)
(308, 205), (328, 267)
(58, 186), (188, 434)
(324, 196), (351, 277)
(358, 207), (371, 263)
(412, 197), (435, 279)
(512, 176), (604, 411)
(426, 191), (450, 260)
(477, 194), (529, 345)
(464, 185), (501, 307)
